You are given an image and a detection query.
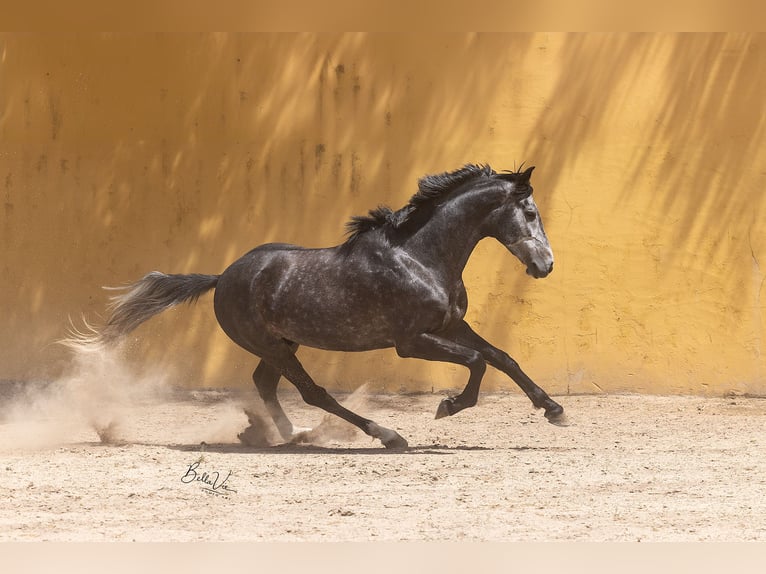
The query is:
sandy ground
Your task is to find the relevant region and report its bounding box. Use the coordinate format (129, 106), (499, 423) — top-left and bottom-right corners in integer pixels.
(2, 376), (766, 543)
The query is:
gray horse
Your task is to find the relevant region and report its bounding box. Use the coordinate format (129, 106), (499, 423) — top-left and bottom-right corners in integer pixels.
(84, 164), (565, 448)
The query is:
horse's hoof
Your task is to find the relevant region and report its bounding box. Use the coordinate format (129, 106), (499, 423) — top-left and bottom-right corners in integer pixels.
(545, 411), (570, 427)
(382, 433), (408, 449)
(288, 429), (312, 444)
(435, 398), (454, 419)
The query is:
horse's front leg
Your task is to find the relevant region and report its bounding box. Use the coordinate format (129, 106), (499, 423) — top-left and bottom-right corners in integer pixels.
(395, 332), (487, 419)
(451, 321), (568, 426)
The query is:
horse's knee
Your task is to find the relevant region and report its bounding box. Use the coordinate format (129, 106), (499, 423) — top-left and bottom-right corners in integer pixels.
(486, 349), (520, 374)
(465, 350), (486, 375)
(506, 355), (521, 372)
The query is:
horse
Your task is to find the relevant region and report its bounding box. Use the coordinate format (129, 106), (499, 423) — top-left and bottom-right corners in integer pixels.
(79, 163), (565, 449)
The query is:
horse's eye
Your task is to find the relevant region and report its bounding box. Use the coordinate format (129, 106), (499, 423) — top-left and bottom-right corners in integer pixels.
(524, 211), (537, 222)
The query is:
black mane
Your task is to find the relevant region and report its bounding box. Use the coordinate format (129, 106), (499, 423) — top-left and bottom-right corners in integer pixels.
(344, 205), (395, 238)
(344, 164), (496, 245)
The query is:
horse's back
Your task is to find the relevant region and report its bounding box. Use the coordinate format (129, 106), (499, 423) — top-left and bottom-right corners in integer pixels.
(247, 242), (307, 252)
(215, 242), (322, 302)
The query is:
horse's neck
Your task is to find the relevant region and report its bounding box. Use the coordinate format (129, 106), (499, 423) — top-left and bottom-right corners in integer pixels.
(403, 196), (488, 281)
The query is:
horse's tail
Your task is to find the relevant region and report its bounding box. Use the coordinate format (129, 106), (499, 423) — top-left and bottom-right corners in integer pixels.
(64, 271), (219, 349)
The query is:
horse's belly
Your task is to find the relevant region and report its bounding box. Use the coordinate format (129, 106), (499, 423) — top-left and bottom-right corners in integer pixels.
(292, 331), (394, 352)
(270, 303), (399, 352)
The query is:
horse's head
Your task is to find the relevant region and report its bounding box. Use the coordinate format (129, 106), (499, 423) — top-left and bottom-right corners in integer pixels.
(486, 166), (554, 279)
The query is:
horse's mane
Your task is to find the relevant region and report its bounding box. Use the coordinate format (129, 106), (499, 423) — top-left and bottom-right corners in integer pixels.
(344, 163), (496, 246)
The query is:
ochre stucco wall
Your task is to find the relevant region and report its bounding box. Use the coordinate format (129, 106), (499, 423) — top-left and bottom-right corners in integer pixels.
(2, 33), (765, 395)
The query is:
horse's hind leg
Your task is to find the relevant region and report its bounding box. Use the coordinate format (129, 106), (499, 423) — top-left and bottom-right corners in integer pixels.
(251, 357), (307, 442)
(274, 353), (408, 449)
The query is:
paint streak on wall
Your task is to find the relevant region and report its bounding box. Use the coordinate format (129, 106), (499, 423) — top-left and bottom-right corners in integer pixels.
(1, 33), (765, 395)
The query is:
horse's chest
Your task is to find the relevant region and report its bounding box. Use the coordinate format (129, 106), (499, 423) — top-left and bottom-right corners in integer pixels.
(417, 281), (468, 331)
(444, 285), (468, 324)
(452, 286), (469, 315)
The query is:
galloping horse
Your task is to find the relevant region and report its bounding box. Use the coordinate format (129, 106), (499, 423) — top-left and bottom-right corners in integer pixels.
(81, 164), (565, 448)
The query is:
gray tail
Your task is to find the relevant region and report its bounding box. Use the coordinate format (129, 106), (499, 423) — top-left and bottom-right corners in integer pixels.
(64, 271), (219, 349)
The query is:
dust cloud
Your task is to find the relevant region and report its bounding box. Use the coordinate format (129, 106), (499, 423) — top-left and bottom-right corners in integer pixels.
(0, 341), (172, 450)
(236, 383), (372, 448)
(0, 337), (376, 452)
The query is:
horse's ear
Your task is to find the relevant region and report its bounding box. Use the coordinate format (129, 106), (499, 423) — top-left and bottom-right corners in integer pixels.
(498, 165), (535, 184)
(519, 165), (535, 183)
(499, 165), (535, 198)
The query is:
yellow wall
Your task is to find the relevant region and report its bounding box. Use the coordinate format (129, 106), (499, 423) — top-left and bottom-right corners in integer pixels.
(2, 33), (765, 396)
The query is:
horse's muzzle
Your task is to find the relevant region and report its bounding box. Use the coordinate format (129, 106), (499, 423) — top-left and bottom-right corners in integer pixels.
(526, 260), (553, 278)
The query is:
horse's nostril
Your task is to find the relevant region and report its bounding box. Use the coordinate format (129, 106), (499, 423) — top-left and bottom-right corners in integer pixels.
(548, 262), (554, 273)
